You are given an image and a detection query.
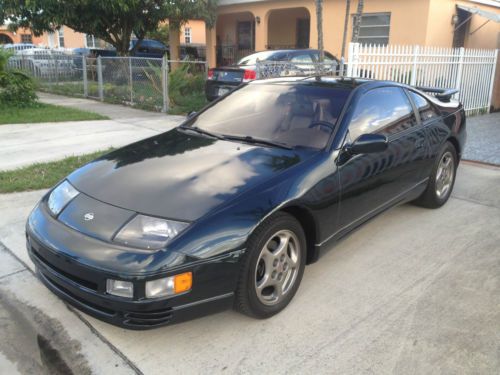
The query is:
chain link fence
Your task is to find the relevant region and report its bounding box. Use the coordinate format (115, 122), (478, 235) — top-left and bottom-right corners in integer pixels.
(8, 51), (208, 113)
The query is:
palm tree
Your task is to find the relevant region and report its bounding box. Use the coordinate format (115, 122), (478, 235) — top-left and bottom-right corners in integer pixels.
(315, 0), (324, 62)
(352, 0), (365, 43)
(341, 0), (351, 59)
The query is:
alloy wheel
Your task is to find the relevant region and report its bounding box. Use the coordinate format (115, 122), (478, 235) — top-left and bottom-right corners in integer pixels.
(435, 151), (455, 199)
(254, 229), (301, 306)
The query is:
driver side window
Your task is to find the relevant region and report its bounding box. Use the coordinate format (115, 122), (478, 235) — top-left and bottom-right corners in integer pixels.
(349, 87), (415, 140)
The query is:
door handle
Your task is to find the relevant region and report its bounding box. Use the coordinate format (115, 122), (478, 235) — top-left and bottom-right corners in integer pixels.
(415, 139), (425, 149)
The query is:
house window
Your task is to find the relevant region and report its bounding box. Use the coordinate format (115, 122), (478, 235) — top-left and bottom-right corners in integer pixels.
(21, 34), (33, 44)
(184, 27), (192, 44)
(85, 34), (96, 48)
(354, 12), (391, 45)
(58, 26), (65, 47)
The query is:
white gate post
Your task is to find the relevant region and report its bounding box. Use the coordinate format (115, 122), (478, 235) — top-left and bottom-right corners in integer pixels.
(347, 42), (356, 77)
(454, 47), (465, 98)
(487, 49), (499, 113)
(97, 56), (104, 101)
(410, 45), (419, 86)
(161, 54), (169, 113)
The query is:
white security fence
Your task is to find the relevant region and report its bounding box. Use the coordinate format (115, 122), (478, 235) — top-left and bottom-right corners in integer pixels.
(347, 43), (498, 116)
(8, 52), (207, 112)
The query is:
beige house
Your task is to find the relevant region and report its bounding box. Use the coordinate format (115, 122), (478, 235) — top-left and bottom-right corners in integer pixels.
(0, 21), (206, 49)
(205, 0), (500, 67)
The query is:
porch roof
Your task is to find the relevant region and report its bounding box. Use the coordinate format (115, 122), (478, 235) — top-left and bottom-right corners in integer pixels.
(457, 4), (500, 22)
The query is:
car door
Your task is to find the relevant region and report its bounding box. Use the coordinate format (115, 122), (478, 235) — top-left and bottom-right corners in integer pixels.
(407, 90), (445, 177)
(335, 86), (428, 232)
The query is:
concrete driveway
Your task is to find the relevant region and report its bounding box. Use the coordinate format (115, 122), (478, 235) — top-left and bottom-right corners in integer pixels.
(0, 162), (499, 374)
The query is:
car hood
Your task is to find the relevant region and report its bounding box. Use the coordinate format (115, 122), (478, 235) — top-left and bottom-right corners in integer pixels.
(67, 129), (307, 222)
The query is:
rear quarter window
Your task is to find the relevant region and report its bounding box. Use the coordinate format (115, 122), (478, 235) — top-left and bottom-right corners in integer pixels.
(409, 91), (440, 122)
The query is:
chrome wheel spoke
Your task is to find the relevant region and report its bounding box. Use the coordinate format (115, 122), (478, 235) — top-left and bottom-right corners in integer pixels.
(274, 233), (290, 258)
(254, 229), (301, 306)
(435, 151), (454, 199)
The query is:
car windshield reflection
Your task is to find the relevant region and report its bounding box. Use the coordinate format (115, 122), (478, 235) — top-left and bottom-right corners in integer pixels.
(187, 83), (350, 150)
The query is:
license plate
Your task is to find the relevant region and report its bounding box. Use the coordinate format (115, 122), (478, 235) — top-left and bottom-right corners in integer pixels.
(218, 87), (231, 96)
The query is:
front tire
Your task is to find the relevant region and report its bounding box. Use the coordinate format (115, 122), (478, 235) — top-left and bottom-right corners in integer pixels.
(414, 141), (457, 208)
(235, 212), (306, 319)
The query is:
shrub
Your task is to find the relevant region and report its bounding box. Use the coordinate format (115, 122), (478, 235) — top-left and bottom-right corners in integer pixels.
(168, 63), (207, 114)
(0, 49), (37, 107)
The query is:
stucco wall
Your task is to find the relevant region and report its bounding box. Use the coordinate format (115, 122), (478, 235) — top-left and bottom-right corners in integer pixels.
(60, 27), (85, 48)
(217, 0), (318, 52)
(267, 7), (310, 48)
(181, 20), (206, 44)
(0, 27), (45, 45)
(217, 11), (254, 46)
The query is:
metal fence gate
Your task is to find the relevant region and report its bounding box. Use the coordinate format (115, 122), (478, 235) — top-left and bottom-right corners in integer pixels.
(347, 43), (499, 116)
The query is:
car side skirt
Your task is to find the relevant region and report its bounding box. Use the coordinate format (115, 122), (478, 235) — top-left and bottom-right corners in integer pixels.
(313, 178), (429, 261)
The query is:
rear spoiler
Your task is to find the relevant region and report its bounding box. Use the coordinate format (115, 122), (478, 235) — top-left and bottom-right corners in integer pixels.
(415, 87), (459, 103)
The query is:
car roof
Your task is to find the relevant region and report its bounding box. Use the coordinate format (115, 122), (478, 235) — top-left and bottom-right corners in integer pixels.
(250, 76), (374, 90)
(250, 76), (459, 108)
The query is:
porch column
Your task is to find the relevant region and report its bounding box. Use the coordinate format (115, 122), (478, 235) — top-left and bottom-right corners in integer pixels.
(254, 12), (268, 51)
(205, 26), (217, 68)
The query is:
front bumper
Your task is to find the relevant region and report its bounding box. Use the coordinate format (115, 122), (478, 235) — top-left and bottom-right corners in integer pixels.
(26, 204), (243, 329)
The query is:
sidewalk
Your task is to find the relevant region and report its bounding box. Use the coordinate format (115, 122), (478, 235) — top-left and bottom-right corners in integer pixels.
(0, 93), (185, 171)
(463, 112), (500, 165)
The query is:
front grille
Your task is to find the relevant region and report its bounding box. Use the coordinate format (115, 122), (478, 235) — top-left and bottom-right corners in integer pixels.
(41, 271), (116, 316)
(124, 308), (173, 327)
(31, 246), (99, 291)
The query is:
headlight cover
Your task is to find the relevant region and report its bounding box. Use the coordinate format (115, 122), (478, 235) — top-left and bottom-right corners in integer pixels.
(113, 215), (189, 250)
(47, 180), (79, 216)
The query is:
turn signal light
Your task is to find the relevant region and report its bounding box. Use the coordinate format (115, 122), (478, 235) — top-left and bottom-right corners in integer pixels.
(174, 272), (193, 294)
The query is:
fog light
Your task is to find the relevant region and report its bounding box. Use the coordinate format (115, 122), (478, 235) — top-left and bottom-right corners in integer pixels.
(145, 272), (192, 299)
(106, 279), (133, 298)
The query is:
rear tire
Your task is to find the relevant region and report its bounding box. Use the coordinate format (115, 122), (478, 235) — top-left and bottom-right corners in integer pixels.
(414, 141), (457, 208)
(235, 212), (306, 319)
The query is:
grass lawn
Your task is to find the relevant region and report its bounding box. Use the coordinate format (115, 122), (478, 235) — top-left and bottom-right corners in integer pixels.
(0, 149), (113, 193)
(0, 103), (108, 125)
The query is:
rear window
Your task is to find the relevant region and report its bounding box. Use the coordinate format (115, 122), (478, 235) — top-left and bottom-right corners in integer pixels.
(237, 51), (282, 65)
(189, 83), (350, 149)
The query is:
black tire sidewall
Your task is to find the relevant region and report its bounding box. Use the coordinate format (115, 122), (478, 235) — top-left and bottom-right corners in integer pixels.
(240, 213), (306, 318)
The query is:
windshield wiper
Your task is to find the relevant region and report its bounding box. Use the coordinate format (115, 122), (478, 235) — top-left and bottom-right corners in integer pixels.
(179, 125), (224, 140)
(221, 135), (293, 150)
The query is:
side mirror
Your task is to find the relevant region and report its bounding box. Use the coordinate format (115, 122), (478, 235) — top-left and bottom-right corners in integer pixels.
(347, 133), (388, 155)
(187, 111), (197, 118)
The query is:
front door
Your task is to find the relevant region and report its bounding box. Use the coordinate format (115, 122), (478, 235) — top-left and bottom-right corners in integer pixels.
(237, 21), (254, 51)
(336, 86), (426, 233)
(296, 19), (310, 48)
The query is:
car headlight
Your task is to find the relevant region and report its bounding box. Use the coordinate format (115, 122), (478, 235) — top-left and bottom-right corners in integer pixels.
(47, 180), (79, 216)
(113, 215), (189, 249)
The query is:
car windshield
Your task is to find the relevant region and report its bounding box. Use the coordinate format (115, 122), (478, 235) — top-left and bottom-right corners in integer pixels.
(237, 51), (278, 65)
(187, 83), (350, 149)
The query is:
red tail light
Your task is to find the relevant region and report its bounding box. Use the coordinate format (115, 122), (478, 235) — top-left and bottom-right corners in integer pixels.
(207, 68), (215, 80)
(242, 69), (256, 82)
